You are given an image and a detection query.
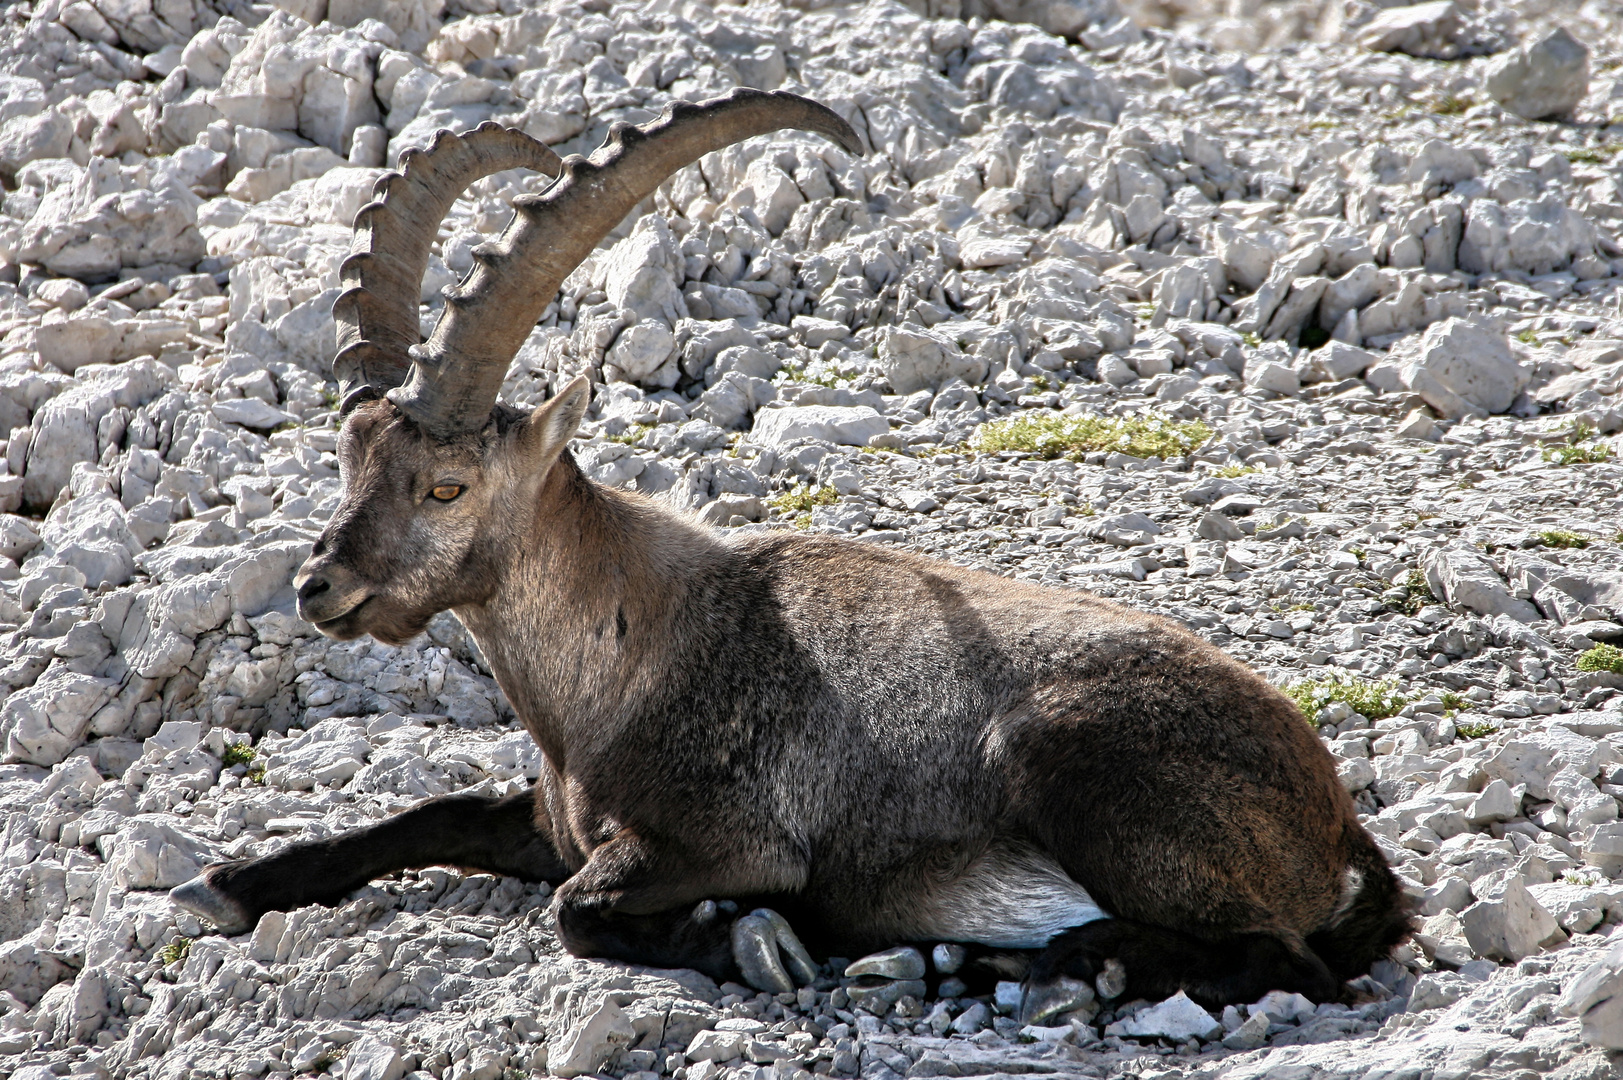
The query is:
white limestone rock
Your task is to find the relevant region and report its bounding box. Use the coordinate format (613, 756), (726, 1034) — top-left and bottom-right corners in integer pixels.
(607, 321), (678, 385)
(1245, 358), (1300, 396)
(1396, 318), (1529, 420)
(1104, 991), (1221, 1041)
(0, 667), (120, 766)
(1356, 1), (1493, 61)
(1485, 27), (1590, 121)
(1458, 196), (1598, 276)
(0, 109), (73, 182)
(10, 158), (207, 280)
(102, 815), (216, 890)
(749, 406), (889, 448)
(602, 216), (685, 327)
(1459, 874), (1566, 962)
(551, 998), (635, 1078)
(344, 1036), (407, 1080)
(879, 327), (989, 395)
(1560, 939), (1623, 1050)
(22, 360), (176, 509)
(1424, 546), (1541, 623)
(212, 397), (297, 431)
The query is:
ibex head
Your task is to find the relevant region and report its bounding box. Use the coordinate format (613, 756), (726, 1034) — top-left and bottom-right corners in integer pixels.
(293, 90), (863, 644)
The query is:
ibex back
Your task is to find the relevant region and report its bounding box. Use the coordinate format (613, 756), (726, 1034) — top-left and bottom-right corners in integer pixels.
(172, 89), (1409, 1017)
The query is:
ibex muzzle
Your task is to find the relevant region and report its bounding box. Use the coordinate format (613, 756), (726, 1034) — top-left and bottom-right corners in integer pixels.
(173, 89), (1410, 1013)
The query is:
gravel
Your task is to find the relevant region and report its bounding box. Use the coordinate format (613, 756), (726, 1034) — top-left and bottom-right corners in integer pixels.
(1, 0), (1623, 1076)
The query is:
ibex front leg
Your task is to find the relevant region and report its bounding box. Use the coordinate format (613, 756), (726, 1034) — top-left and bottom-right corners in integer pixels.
(171, 788), (568, 934)
(554, 833), (816, 992)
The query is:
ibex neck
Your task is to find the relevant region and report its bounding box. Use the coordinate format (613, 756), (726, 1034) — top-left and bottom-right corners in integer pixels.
(454, 455), (718, 766)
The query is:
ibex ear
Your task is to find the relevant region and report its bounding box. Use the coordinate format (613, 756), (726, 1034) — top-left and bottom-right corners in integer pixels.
(518, 375), (591, 468)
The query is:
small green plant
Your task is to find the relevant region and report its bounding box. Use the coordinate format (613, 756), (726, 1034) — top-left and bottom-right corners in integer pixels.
(1347, 547), (1367, 563)
(1241, 331), (1261, 348)
(1546, 443), (1613, 465)
(1388, 569), (1438, 616)
(1516, 327), (1540, 344)
(1453, 718), (1499, 740)
(1578, 644), (1623, 674)
(769, 484), (838, 515)
(1561, 868), (1603, 887)
(1564, 144), (1620, 165)
(777, 361), (845, 389)
(1438, 691), (1466, 714)
(1212, 464), (1257, 478)
(221, 742), (255, 767)
(1135, 303), (1157, 322)
(1537, 529), (1589, 549)
(1430, 95), (1470, 115)
(1286, 674), (1410, 723)
(1029, 373), (1052, 392)
(1544, 422), (1613, 465)
(971, 413), (1212, 461)
(246, 761), (266, 784)
(608, 423), (654, 446)
(313, 1046), (350, 1071)
(159, 937), (193, 966)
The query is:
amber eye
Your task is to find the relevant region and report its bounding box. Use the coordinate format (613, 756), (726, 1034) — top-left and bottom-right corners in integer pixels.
(429, 484), (463, 502)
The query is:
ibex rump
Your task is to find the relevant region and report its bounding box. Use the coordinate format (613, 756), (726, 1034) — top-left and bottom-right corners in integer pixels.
(173, 90), (1409, 1018)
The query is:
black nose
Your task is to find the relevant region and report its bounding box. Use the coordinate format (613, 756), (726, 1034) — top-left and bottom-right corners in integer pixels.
(298, 575), (330, 604)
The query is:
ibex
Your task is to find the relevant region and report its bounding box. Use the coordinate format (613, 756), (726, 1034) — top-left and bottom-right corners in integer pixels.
(173, 89), (1409, 1019)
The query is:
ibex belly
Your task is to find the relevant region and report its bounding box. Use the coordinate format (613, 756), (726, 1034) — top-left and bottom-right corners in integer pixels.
(910, 843), (1109, 949)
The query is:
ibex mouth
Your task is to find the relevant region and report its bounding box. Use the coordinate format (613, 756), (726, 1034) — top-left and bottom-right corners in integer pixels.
(305, 595), (373, 639)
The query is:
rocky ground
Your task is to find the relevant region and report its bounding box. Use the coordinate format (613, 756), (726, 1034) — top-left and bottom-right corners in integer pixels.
(2, 0), (1623, 1076)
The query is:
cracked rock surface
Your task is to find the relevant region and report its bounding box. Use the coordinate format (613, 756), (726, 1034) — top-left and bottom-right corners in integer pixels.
(2, 0), (1623, 1077)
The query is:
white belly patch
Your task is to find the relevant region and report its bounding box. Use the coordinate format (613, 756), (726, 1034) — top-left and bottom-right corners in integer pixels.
(913, 844), (1110, 949)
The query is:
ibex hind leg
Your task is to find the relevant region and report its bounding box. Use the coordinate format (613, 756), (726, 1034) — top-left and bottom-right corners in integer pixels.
(1020, 918), (1340, 1022)
(170, 788), (568, 935)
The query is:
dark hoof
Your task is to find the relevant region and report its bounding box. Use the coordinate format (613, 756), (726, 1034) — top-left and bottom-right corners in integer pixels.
(732, 908), (817, 993)
(1095, 956), (1127, 1000)
(169, 872), (254, 935)
(1019, 974), (1096, 1025)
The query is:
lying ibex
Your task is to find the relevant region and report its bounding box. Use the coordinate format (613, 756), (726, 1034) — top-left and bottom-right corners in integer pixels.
(173, 89), (1409, 1017)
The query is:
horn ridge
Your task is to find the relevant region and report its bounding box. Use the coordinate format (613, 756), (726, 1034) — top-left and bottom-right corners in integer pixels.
(389, 88), (864, 436)
(331, 122), (564, 407)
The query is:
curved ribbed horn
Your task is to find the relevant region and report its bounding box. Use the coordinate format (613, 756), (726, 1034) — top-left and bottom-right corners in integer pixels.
(332, 122), (563, 412)
(387, 88), (864, 435)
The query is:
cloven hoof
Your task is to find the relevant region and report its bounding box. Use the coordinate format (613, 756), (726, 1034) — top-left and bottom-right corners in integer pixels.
(732, 907), (817, 993)
(170, 873), (255, 936)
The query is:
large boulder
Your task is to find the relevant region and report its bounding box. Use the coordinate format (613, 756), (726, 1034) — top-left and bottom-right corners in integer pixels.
(878, 327), (988, 395)
(1460, 875), (1565, 962)
(21, 360), (176, 509)
(1424, 546), (1541, 624)
(1485, 28), (1590, 120)
(9, 156), (211, 280)
(749, 405), (888, 448)
(1359, 2), (1469, 59)
(1457, 195), (1597, 276)
(1560, 940), (1623, 1049)
(1396, 318), (1528, 419)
